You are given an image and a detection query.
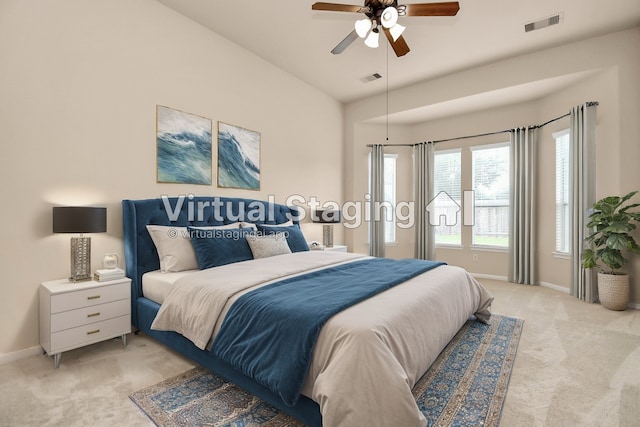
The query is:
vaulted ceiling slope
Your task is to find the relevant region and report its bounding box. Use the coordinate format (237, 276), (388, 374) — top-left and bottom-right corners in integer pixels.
(156, 0), (639, 105)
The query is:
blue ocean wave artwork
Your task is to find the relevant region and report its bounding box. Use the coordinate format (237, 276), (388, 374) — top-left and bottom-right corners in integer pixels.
(157, 106), (212, 185)
(218, 122), (260, 190)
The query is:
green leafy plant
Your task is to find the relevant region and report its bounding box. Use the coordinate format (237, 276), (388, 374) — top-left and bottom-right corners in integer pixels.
(582, 191), (640, 273)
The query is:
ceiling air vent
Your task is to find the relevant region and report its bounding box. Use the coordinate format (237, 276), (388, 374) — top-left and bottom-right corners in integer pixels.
(361, 73), (383, 83)
(525, 13), (563, 32)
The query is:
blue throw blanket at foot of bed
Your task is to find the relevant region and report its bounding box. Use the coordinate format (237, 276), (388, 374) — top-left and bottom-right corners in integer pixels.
(211, 257), (445, 406)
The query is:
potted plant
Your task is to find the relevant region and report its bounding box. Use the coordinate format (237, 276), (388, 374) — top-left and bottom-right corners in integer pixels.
(582, 191), (640, 310)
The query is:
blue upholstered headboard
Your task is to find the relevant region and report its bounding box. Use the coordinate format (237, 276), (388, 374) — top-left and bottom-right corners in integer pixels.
(122, 196), (300, 327)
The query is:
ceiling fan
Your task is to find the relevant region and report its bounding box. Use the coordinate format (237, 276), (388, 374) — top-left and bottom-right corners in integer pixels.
(312, 1), (460, 57)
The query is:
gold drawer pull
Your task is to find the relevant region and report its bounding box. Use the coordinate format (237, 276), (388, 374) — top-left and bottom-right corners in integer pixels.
(87, 312), (100, 318)
(87, 295), (101, 300)
(86, 329), (100, 335)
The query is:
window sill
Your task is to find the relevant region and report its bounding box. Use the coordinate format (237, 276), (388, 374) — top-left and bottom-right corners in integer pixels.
(469, 245), (509, 253)
(553, 251), (571, 260)
(436, 244), (463, 250)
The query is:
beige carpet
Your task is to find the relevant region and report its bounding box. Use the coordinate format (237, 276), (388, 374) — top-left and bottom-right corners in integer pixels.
(488, 280), (640, 427)
(1, 279), (639, 426)
(128, 315), (522, 426)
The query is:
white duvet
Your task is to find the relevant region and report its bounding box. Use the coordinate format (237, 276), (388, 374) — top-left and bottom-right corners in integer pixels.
(152, 251), (493, 427)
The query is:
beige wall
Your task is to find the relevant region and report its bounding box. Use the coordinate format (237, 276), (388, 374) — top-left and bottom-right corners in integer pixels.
(1, 3), (638, 360)
(0, 1), (343, 357)
(535, 67), (622, 289)
(410, 103), (533, 278)
(345, 27), (640, 303)
(344, 123), (415, 258)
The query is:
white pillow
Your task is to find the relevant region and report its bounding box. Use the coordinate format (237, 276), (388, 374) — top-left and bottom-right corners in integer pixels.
(241, 220), (294, 229)
(146, 223), (240, 272)
(246, 234), (292, 259)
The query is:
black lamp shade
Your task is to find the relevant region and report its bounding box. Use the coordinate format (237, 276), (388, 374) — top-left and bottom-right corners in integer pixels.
(52, 206), (107, 233)
(312, 209), (341, 224)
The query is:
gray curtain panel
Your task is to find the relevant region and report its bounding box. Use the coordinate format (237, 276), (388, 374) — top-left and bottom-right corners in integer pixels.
(413, 142), (435, 260)
(570, 103), (598, 302)
(369, 144), (386, 258)
(508, 127), (538, 285)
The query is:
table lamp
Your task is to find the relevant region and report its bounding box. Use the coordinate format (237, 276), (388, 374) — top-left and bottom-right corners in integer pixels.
(312, 209), (341, 247)
(53, 206), (107, 282)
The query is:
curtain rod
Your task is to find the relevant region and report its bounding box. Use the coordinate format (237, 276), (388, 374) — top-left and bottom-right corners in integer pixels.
(366, 102), (598, 148)
(429, 129), (510, 144)
(366, 143), (415, 147)
(536, 112), (569, 129)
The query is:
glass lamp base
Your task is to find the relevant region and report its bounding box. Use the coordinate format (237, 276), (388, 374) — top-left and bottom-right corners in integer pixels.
(322, 224), (334, 248)
(70, 236), (92, 282)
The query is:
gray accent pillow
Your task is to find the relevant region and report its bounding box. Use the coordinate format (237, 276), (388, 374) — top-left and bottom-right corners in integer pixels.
(246, 234), (292, 259)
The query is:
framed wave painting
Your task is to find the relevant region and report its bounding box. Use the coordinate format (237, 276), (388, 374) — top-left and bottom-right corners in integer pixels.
(156, 105), (212, 185)
(217, 122), (260, 190)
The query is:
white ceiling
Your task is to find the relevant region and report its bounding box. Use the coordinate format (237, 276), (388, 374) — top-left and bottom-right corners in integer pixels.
(372, 69), (602, 124)
(156, 0), (640, 121)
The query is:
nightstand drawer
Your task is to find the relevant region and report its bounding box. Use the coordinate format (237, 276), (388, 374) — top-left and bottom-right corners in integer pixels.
(50, 299), (130, 333)
(50, 315), (130, 354)
(50, 281), (129, 313)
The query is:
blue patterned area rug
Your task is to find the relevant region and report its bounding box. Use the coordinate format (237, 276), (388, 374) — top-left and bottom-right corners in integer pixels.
(130, 314), (523, 427)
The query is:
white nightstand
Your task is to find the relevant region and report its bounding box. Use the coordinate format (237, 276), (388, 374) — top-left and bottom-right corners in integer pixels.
(39, 277), (131, 368)
(324, 245), (348, 252)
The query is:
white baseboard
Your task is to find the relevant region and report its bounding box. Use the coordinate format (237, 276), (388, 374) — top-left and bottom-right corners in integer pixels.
(539, 281), (570, 294)
(538, 281), (640, 309)
(472, 275), (573, 294)
(0, 345), (42, 366)
(470, 273), (508, 282)
(474, 276), (640, 310)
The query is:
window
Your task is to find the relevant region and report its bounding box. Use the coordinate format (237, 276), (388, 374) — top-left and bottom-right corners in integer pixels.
(471, 143), (510, 248)
(555, 129), (570, 254)
(368, 153), (397, 244)
(383, 154), (397, 244)
(433, 149), (461, 245)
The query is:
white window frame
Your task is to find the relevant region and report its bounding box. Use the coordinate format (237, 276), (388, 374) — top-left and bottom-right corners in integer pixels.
(470, 142), (510, 251)
(433, 148), (462, 248)
(383, 154), (397, 245)
(368, 153), (397, 245)
(554, 129), (571, 256)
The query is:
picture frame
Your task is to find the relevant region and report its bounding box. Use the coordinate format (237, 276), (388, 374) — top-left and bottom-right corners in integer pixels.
(217, 121), (261, 190)
(156, 105), (212, 185)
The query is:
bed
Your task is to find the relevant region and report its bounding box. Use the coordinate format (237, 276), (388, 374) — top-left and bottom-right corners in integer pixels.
(123, 196), (493, 427)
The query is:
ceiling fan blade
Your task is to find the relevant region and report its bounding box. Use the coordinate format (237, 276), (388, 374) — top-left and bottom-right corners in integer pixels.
(403, 2), (460, 16)
(331, 30), (359, 54)
(312, 2), (369, 13)
(383, 27), (410, 57)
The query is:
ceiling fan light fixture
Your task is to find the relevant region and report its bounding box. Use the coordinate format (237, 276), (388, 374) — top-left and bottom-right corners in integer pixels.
(364, 28), (380, 48)
(389, 23), (405, 41)
(314, 1), (461, 57)
(355, 18), (373, 38)
(381, 6), (399, 28)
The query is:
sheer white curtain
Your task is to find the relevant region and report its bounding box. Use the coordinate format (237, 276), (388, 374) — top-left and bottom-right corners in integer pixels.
(369, 144), (386, 257)
(508, 127), (538, 284)
(570, 102), (598, 302)
(413, 142), (435, 260)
